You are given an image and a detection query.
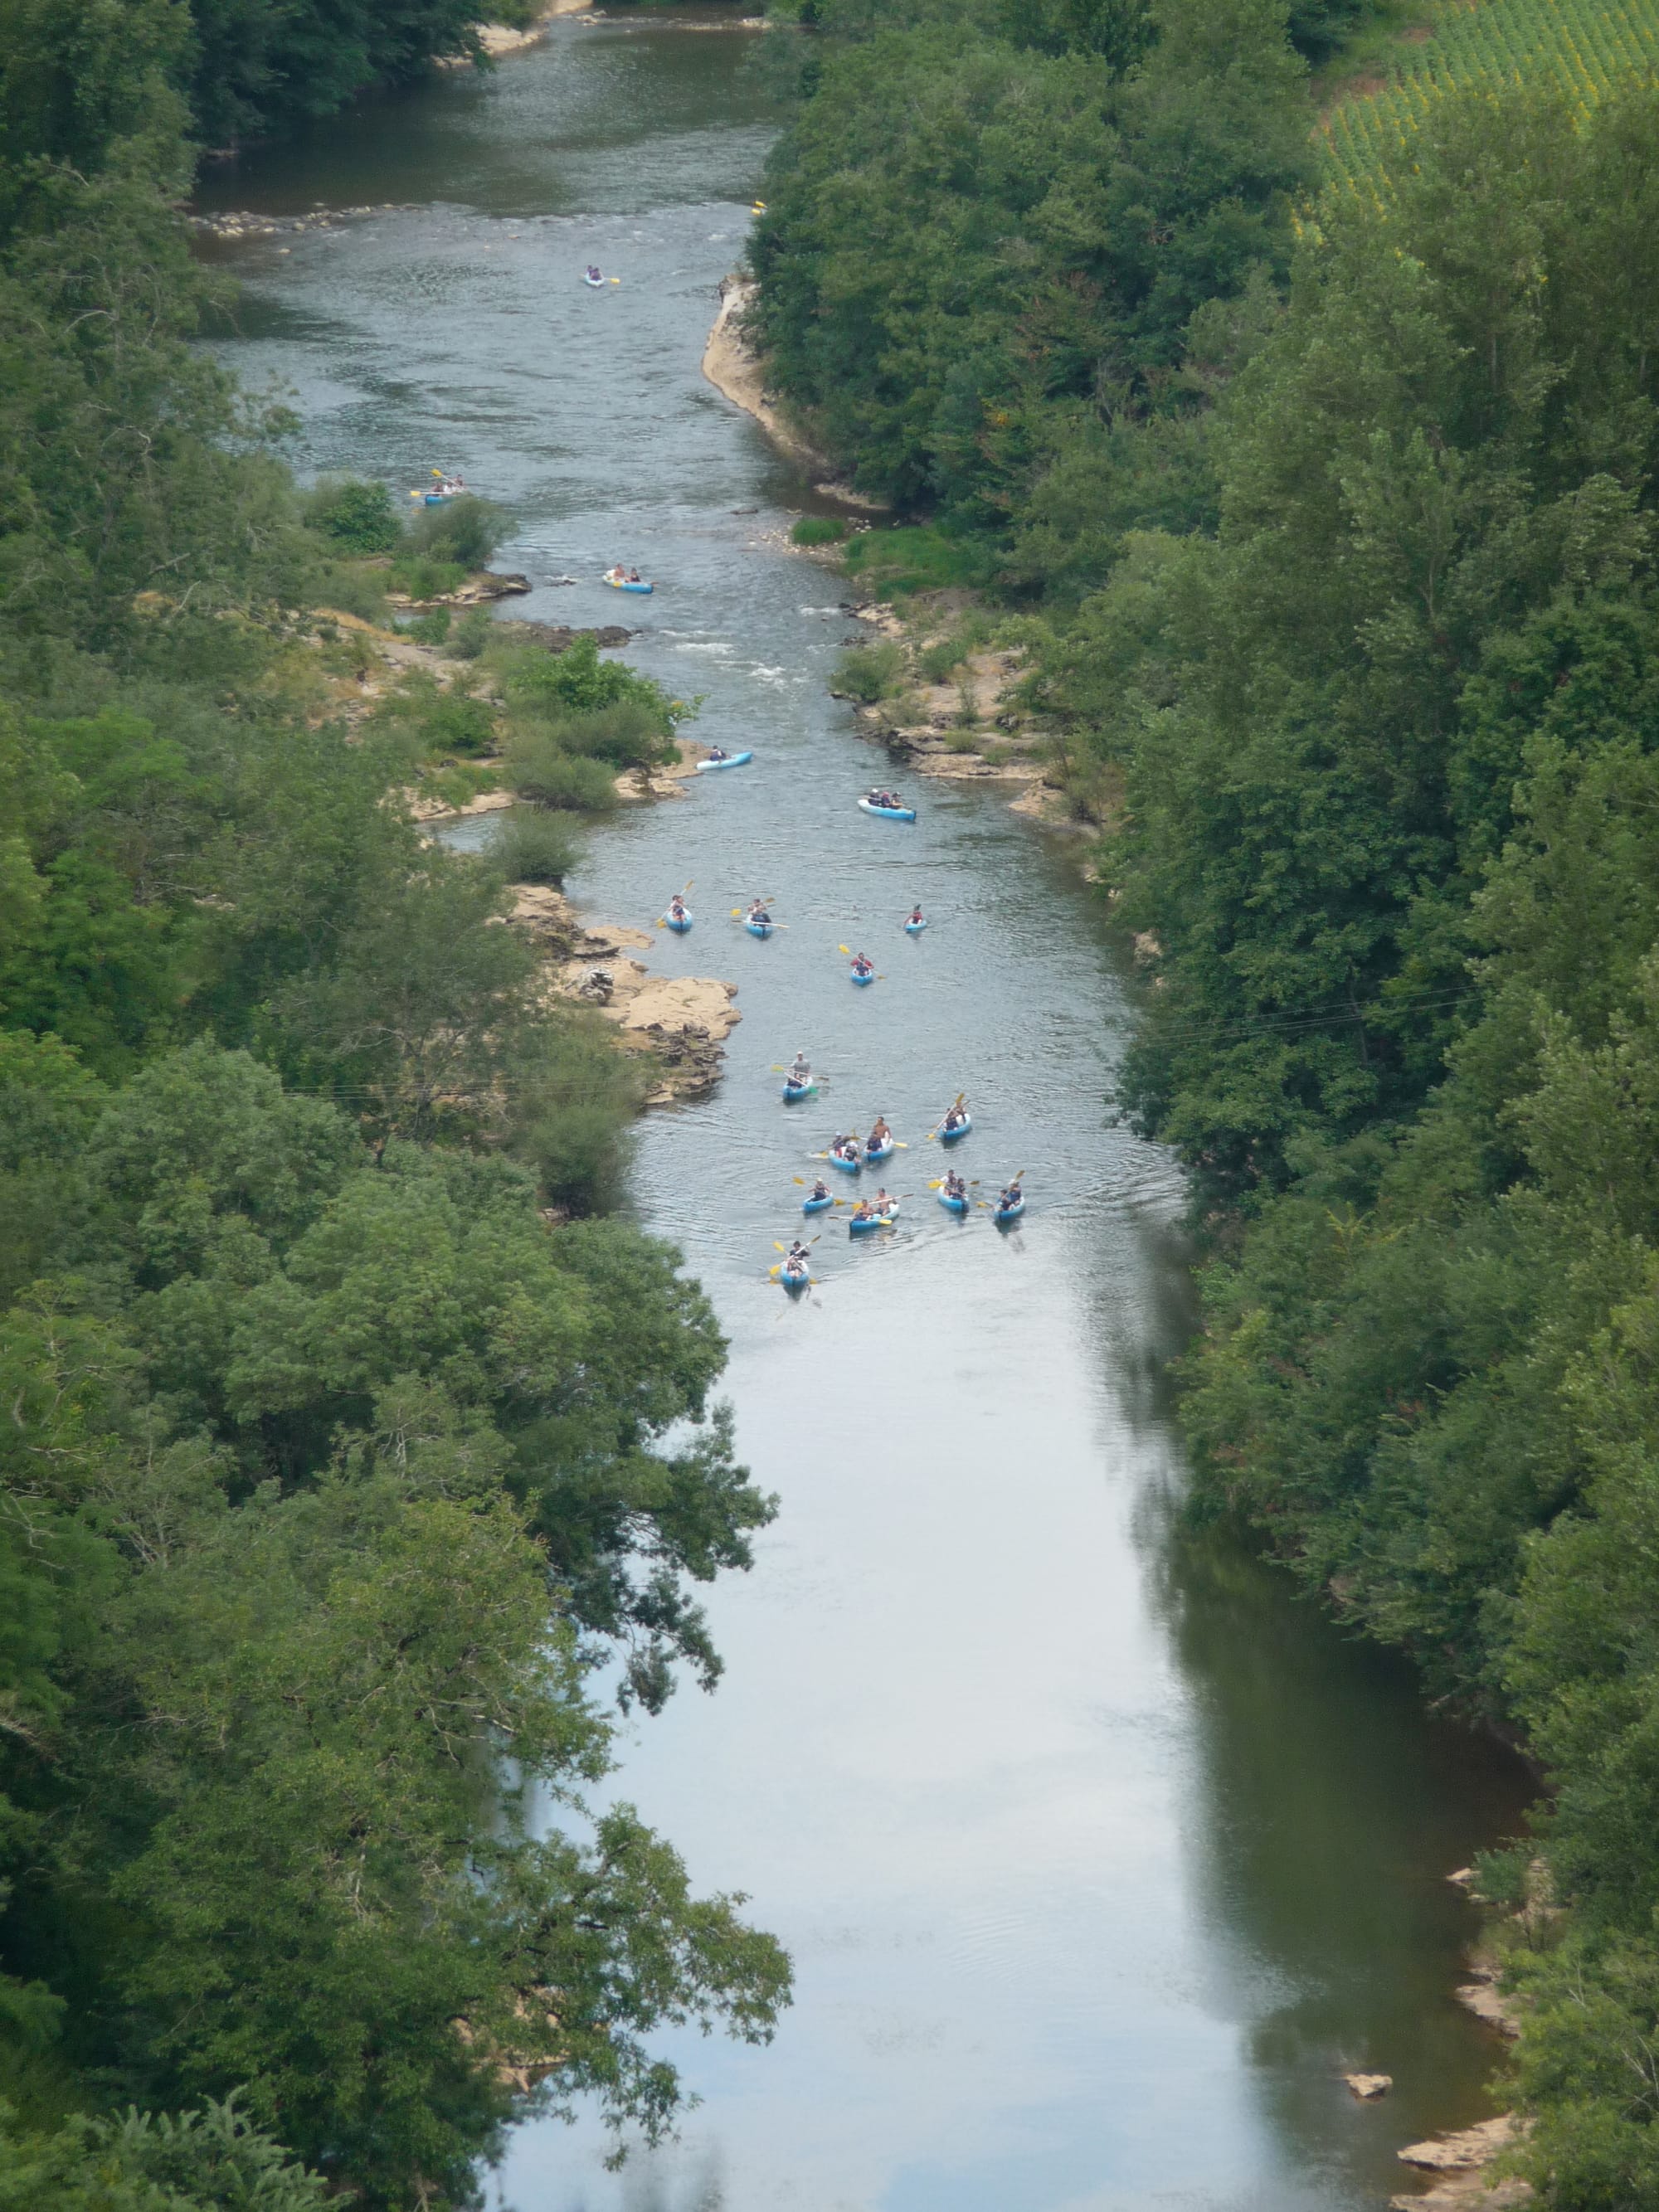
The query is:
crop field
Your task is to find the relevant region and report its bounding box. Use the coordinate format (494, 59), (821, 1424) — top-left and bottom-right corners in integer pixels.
(1320, 0), (1659, 199)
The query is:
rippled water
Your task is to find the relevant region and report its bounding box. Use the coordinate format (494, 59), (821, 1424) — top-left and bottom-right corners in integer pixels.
(198, 17), (1530, 2206)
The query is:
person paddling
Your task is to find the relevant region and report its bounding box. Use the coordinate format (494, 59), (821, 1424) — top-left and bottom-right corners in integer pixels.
(942, 1099), (969, 1134)
(907, 905), (924, 927)
(708, 744), (730, 763)
(668, 894), (688, 924)
(850, 952), (874, 980)
(788, 1049), (811, 1085)
(868, 1115), (892, 1150)
(749, 898), (772, 926)
(808, 1177), (830, 1204)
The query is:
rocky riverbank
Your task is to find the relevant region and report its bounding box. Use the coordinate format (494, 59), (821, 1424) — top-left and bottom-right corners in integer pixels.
(511, 888), (738, 1106)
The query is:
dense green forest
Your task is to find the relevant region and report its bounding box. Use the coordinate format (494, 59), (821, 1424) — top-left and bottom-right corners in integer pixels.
(0, 8), (788, 2209)
(756, 0), (1659, 2200)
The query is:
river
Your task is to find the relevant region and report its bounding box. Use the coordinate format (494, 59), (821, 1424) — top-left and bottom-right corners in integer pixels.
(194, 15), (1531, 2207)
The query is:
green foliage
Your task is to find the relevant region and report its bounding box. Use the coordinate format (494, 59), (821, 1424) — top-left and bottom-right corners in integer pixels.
(0, 2098), (328, 2211)
(449, 607), (493, 659)
(0, 2), (788, 2201)
(752, 0), (1311, 557)
(405, 493), (509, 572)
(493, 808), (583, 887)
(790, 514), (849, 546)
(504, 737), (622, 814)
(302, 476), (401, 554)
(832, 639), (905, 702)
(841, 524), (996, 597)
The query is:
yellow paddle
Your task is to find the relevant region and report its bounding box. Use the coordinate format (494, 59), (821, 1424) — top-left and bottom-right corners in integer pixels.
(654, 879), (695, 928)
(924, 1092), (967, 1141)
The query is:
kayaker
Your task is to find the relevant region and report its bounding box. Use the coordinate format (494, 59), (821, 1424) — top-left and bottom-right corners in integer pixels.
(942, 1101), (968, 1133)
(999, 1178), (1023, 1210)
(868, 1115), (892, 1148)
(873, 1186), (895, 1215)
(586, 264), (602, 281)
(809, 1177), (830, 1203)
(850, 1198), (873, 1223)
(668, 894), (688, 923)
(748, 899), (772, 925)
(788, 1049), (810, 1084)
(627, 568), (641, 583)
(708, 744), (729, 763)
(907, 905), (924, 926)
(831, 1135), (859, 1164)
(787, 1239), (810, 1266)
(943, 1169), (966, 1201)
(850, 953), (874, 978)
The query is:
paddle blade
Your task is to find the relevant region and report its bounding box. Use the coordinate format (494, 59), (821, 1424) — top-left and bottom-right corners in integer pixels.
(772, 1242), (787, 1253)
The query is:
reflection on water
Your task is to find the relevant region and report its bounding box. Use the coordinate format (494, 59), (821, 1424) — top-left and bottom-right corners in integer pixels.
(199, 16), (1532, 2207)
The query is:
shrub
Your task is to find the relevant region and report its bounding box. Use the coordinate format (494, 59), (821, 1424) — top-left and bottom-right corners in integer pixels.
(505, 634), (680, 729)
(406, 494), (508, 571)
(388, 553), (467, 600)
(833, 639), (905, 702)
(400, 605), (451, 646)
(304, 477), (401, 553)
(493, 809), (581, 885)
(790, 515), (849, 547)
(842, 524), (995, 598)
(506, 1014), (645, 1215)
(504, 733), (619, 813)
(450, 608), (493, 660)
(552, 701), (674, 771)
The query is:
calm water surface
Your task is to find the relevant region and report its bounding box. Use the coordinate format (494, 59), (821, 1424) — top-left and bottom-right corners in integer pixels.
(198, 19), (1530, 2205)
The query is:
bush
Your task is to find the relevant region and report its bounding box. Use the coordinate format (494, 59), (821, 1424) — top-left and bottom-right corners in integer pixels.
(388, 554), (466, 600)
(506, 1015), (646, 1215)
(919, 630), (970, 682)
(552, 701), (674, 771)
(504, 733), (619, 813)
(400, 605), (451, 646)
(833, 639), (905, 702)
(505, 634), (680, 729)
(450, 608), (493, 660)
(304, 478), (401, 553)
(493, 809), (581, 885)
(790, 515), (849, 547)
(841, 524), (995, 597)
(406, 494), (508, 571)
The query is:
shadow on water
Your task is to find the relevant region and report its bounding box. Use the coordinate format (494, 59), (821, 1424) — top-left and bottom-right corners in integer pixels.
(194, 18), (1538, 2209)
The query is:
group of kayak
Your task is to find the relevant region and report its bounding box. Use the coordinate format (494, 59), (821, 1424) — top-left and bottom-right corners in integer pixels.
(776, 1077), (1025, 1285)
(666, 897), (926, 950)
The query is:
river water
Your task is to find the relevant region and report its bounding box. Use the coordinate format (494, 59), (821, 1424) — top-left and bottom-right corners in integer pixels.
(196, 16), (1531, 2208)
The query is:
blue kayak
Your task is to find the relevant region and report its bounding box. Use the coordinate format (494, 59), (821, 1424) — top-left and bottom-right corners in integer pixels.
(938, 1111), (972, 1145)
(904, 917), (927, 935)
(664, 911), (692, 934)
(849, 967), (875, 986)
(864, 1135), (893, 1165)
(937, 1188), (969, 1215)
(994, 1193), (1026, 1226)
(858, 798), (916, 823)
(781, 1077), (816, 1103)
(781, 1261), (810, 1291)
(605, 576), (654, 595)
(746, 918), (775, 939)
(697, 751), (752, 772)
(801, 1191), (834, 1215)
(849, 1208), (898, 1236)
(827, 1147), (862, 1174)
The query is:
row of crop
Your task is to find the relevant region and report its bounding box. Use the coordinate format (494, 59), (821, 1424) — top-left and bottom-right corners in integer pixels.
(1318, 0), (1659, 197)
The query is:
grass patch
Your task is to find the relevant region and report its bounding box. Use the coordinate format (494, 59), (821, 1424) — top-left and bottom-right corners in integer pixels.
(833, 639), (905, 702)
(842, 524), (995, 600)
(790, 515), (849, 547)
